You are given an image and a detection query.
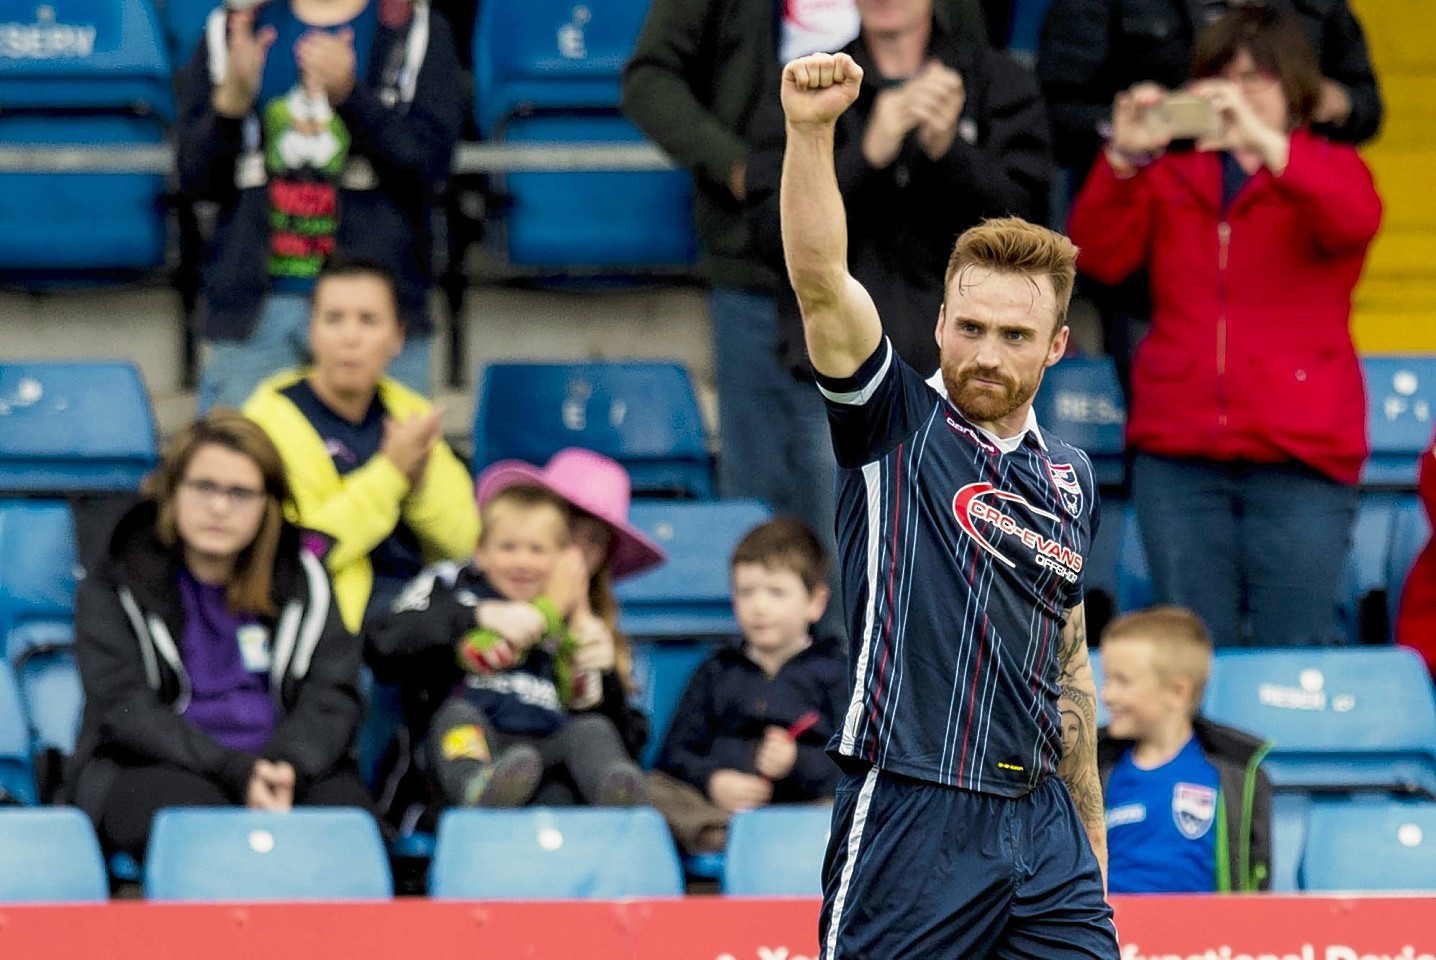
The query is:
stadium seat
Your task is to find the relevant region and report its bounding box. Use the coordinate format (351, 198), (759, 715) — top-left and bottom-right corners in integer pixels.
(472, 0), (696, 268)
(1031, 356), (1126, 490)
(1083, 495), (1126, 632)
(1088, 648), (1109, 728)
(0, 362), (159, 492)
(1336, 492), (1405, 645)
(1362, 356), (1436, 489)
(722, 806), (832, 896)
(1203, 647), (1436, 795)
(429, 807), (684, 898)
(1269, 791), (1309, 893)
(617, 499), (773, 639)
(1114, 504), (1153, 614)
(0, 501), (82, 777)
(473, 361), (713, 499)
(0, 808), (108, 902)
(0, 0), (174, 277)
(158, 0), (214, 66)
(1386, 493), (1430, 633)
(630, 639), (718, 769)
(1300, 797), (1436, 892)
(1004, 0), (1056, 65)
(0, 667), (36, 805)
(143, 808), (393, 901)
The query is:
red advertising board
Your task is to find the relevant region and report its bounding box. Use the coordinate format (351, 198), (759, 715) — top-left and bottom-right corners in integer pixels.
(0, 895), (1432, 959)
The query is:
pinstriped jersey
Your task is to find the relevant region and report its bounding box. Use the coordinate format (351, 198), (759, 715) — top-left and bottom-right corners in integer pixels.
(817, 340), (1100, 797)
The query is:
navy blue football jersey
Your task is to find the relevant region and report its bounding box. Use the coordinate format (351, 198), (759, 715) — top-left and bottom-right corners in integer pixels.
(818, 339), (1100, 797)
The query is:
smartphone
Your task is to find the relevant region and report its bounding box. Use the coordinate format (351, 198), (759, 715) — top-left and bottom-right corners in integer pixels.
(1145, 94), (1221, 140)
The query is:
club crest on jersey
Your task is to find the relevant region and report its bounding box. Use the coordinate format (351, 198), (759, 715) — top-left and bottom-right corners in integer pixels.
(1172, 783), (1217, 839)
(1047, 462), (1083, 518)
(952, 482), (1085, 583)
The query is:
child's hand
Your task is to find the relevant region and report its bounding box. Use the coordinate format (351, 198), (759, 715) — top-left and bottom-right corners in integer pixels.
(754, 726), (799, 781)
(707, 769), (773, 813)
(456, 634), (518, 675)
(476, 600), (548, 649)
(546, 546), (591, 618)
(569, 610), (616, 673)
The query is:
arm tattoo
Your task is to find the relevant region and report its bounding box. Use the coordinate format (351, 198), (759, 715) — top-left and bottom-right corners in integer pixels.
(1057, 603), (1107, 865)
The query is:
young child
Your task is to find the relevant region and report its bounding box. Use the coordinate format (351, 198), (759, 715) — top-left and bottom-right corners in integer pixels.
(1098, 606), (1274, 893)
(647, 518), (848, 855)
(473, 448), (668, 766)
(365, 482), (646, 809)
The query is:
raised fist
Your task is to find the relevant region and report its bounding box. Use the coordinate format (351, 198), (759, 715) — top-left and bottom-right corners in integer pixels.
(781, 52), (864, 127)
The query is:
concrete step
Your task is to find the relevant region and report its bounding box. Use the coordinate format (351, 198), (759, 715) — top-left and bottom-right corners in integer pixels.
(0, 281), (713, 443)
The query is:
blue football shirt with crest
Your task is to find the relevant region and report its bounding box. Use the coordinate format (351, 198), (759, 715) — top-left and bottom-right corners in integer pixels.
(1105, 735), (1221, 893)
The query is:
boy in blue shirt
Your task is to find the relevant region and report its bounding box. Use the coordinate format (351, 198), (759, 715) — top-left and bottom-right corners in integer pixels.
(1098, 606), (1273, 893)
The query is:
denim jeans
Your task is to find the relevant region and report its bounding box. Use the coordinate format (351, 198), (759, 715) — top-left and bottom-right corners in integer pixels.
(709, 288), (836, 539)
(1130, 453), (1358, 648)
(200, 292), (433, 412)
(710, 288), (842, 635)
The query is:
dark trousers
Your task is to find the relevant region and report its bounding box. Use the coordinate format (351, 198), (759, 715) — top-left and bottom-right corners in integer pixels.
(99, 761), (374, 860)
(428, 696), (636, 806)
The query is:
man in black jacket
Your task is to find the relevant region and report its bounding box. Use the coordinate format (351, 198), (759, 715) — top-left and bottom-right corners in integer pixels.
(747, 0), (1052, 377)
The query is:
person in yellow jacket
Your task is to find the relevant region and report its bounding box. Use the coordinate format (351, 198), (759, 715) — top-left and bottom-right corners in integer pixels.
(244, 256), (478, 633)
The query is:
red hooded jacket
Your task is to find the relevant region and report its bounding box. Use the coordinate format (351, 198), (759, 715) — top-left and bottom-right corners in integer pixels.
(1397, 443), (1436, 676)
(1068, 131), (1382, 484)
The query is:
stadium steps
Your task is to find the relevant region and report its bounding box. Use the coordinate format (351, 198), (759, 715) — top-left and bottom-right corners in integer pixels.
(1349, 0), (1436, 354)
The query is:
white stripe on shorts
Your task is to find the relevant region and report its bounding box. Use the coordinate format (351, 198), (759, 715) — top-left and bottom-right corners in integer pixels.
(823, 766), (881, 960)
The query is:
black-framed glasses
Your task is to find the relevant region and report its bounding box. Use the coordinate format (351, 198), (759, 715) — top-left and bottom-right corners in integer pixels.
(179, 478), (268, 507)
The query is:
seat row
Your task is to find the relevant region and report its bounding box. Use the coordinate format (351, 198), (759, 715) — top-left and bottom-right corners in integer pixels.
(6, 793), (1436, 903)
(0, 0), (696, 282)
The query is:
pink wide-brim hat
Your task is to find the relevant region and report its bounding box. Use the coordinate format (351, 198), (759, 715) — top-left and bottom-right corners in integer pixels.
(475, 447), (667, 580)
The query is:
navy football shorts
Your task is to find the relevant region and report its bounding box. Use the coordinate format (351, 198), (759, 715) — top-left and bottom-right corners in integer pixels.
(819, 764), (1119, 959)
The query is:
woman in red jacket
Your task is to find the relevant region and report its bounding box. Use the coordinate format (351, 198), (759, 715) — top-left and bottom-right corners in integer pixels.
(1068, 5), (1381, 648)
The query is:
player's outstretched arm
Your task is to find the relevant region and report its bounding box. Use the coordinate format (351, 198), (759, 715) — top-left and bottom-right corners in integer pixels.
(779, 52), (883, 380)
(1057, 601), (1108, 888)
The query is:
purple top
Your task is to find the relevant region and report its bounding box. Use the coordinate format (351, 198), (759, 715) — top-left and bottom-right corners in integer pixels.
(177, 569), (277, 752)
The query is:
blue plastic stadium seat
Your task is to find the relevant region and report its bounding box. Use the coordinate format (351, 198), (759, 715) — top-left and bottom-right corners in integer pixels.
(722, 806), (832, 896)
(1336, 492), (1405, 645)
(1362, 357), (1436, 489)
(0, 667), (37, 805)
(1083, 495), (1125, 623)
(1386, 493), (1430, 634)
(0, 0), (174, 277)
(1269, 791), (1309, 893)
(0, 808), (108, 902)
(143, 808), (392, 901)
(630, 639), (718, 769)
(1031, 356), (1126, 489)
(1088, 648), (1108, 728)
(0, 362), (158, 492)
(1114, 504), (1153, 614)
(1004, 0), (1056, 64)
(473, 361), (713, 499)
(1204, 647), (1436, 795)
(617, 499), (773, 639)
(159, 0), (215, 66)
(473, 0), (696, 268)
(429, 807), (684, 898)
(1299, 796), (1436, 892)
(7, 620), (82, 757)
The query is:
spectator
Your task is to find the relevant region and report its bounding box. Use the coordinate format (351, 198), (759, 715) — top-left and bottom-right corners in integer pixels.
(746, 0), (1053, 378)
(176, 0), (465, 411)
(69, 411), (370, 861)
(365, 481), (648, 810)
(1067, 5), (1381, 648)
(1395, 436), (1436, 679)
(621, 0), (987, 553)
(471, 448), (667, 769)
(244, 256), (478, 634)
(1037, 0), (1382, 398)
(1038, 0), (1382, 175)
(1099, 606), (1273, 893)
(647, 518), (845, 856)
